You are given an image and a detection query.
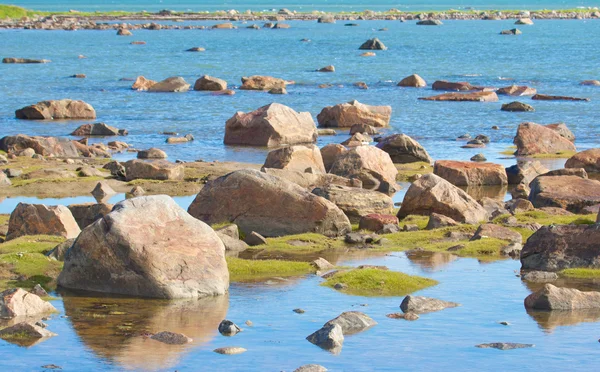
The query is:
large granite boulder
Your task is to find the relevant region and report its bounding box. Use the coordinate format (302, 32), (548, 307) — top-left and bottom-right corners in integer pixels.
(528, 175), (600, 213)
(67, 203), (113, 229)
(397, 173), (488, 224)
(224, 103), (317, 147)
(398, 74), (426, 88)
(263, 145), (325, 174)
(148, 77), (190, 92)
(565, 149), (600, 173)
(0, 134), (108, 158)
(188, 169), (351, 237)
(521, 225), (600, 271)
(194, 75), (227, 91)
(6, 203), (81, 241)
(123, 160), (184, 181)
(71, 123), (121, 136)
(317, 100), (392, 128)
(131, 76), (157, 91)
(524, 284), (600, 310)
(58, 196), (229, 299)
(433, 160), (508, 186)
(514, 122), (576, 156)
(329, 146), (399, 194)
(0, 288), (57, 318)
(15, 99), (96, 120)
(376, 134), (432, 164)
(312, 184), (394, 222)
(188, 169), (351, 236)
(240, 75), (286, 91)
(505, 161), (549, 185)
(321, 144), (347, 172)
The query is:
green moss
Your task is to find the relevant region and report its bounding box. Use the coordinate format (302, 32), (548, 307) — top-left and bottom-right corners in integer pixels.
(322, 268), (437, 296)
(530, 151), (577, 159)
(400, 215), (430, 230)
(0, 214), (9, 227)
(0, 235), (65, 255)
(262, 233), (344, 253)
(0, 5), (37, 18)
(559, 268), (600, 279)
(0, 331), (33, 340)
(226, 257), (315, 282)
(500, 146), (516, 156)
(395, 162), (433, 182)
(10, 176), (105, 187)
(494, 211), (596, 240)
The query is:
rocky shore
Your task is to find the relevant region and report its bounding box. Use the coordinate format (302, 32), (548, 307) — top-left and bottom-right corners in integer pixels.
(1, 7), (600, 31)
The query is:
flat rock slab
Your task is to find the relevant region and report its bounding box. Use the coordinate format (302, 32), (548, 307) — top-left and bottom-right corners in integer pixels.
(400, 295), (460, 314)
(419, 91), (498, 102)
(213, 347), (247, 355)
(476, 343), (534, 350)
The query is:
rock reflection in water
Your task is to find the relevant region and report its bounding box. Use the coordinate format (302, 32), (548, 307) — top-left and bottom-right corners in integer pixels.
(405, 250), (458, 271)
(61, 292), (228, 370)
(239, 247), (388, 265)
(526, 308), (600, 332)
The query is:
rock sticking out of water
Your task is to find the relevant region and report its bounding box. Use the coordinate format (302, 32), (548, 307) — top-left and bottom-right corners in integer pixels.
(386, 312), (419, 320)
(218, 320), (242, 336)
(306, 323), (344, 352)
(400, 295), (461, 314)
(213, 347), (247, 355)
(476, 343), (534, 350)
(294, 365), (328, 372)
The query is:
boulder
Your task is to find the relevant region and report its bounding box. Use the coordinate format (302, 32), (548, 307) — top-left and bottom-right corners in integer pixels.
(6, 203), (80, 241)
(431, 81), (475, 91)
(417, 19), (443, 25)
(57, 195), (229, 299)
(524, 284), (600, 310)
(71, 123), (121, 136)
(318, 15), (336, 23)
(329, 146), (399, 194)
(218, 320), (242, 336)
(123, 160), (184, 181)
(45, 238), (75, 261)
(224, 103), (317, 147)
(505, 161), (549, 185)
(312, 185), (394, 222)
(91, 181), (115, 201)
(263, 145), (325, 174)
(376, 134), (432, 164)
(0, 288), (57, 318)
(400, 295), (460, 314)
(67, 203), (113, 229)
(148, 77), (190, 92)
(340, 133), (372, 147)
(0, 322), (57, 345)
(350, 124), (379, 135)
(479, 197), (509, 220)
(187, 169), (351, 237)
(261, 168), (358, 190)
(419, 91), (498, 102)
(137, 148), (167, 159)
(194, 75), (227, 91)
(312, 257), (334, 271)
(532, 94), (589, 102)
(546, 123), (575, 142)
(529, 176), (600, 213)
(398, 74), (426, 87)
(240, 75), (286, 91)
(306, 323), (344, 352)
(521, 224), (600, 271)
(397, 173), (488, 224)
(358, 214), (398, 232)
(425, 213), (459, 230)
(131, 76), (157, 91)
(501, 101), (534, 112)
(15, 99), (96, 120)
(359, 38), (386, 50)
(496, 85), (537, 96)
(433, 160), (507, 186)
(521, 271), (558, 282)
(470, 224), (522, 244)
(513, 122), (576, 156)
(565, 149), (600, 173)
(244, 231), (268, 246)
(321, 144), (347, 172)
(2, 58), (50, 64)
(511, 183), (530, 199)
(317, 100), (392, 128)
(515, 18), (534, 25)
(505, 198), (534, 214)
(500, 28), (522, 35)
(117, 28), (132, 35)
(318, 65), (335, 72)
(323, 311), (377, 335)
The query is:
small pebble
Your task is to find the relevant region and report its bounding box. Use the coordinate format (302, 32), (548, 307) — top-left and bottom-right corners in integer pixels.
(293, 308), (305, 314)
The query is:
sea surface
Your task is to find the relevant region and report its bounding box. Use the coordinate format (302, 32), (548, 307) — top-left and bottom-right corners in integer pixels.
(6, 0), (600, 12)
(1, 17), (600, 372)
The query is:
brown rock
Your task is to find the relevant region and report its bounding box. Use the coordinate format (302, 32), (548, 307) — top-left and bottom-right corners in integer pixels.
(525, 284), (600, 310)
(496, 85), (537, 96)
(513, 122), (576, 156)
(470, 224), (522, 244)
(58, 196), (229, 299)
(321, 144), (347, 172)
(545, 123), (575, 142)
(376, 134), (432, 164)
(117, 28), (132, 35)
(71, 123), (120, 136)
(68, 203), (113, 229)
(318, 65), (335, 72)
(398, 74), (426, 87)
(148, 77), (190, 92)
(138, 148), (167, 159)
(431, 81), (476, 91)
(505, 160), (549, 185)
(224, 103), (317, 147)
(425, 213), (459, 230)
(123, 160), (184, 181)
(263, 145), (325, 174)
(359, 38), (386, 50)
(538, 168), (588, 179)
(529, 175), (600, 213)
(329, 146), (399, 194)
(419, 91), (498, 102)
(131, 76), (157, 91)
(194, 75), (227, 91)
(397, 173), (488, 224)
(433, 160), (508, 186)
(6, 203), (81, 241)
(532, 94), (589, 101)
(340, 133), (372, 147)
(521, 225), (600, 271)
(317, 100), (392, 128)
(240, 75), (286, 91)
(358, 214), (398, 232)
(261, 168), (358, 190)
(187, 169), (351, 237)
(312, 185), (394, 223)
(15, 99), (96, 120)
(212, 23), (235, 29)
(2, 58), (50, 64)
(0, 288), (57, 318)
(501, 101), (534, 112)
(349, 124), (379, 135)
(565, 149), (600, 173)
(580, 80), (600, 86)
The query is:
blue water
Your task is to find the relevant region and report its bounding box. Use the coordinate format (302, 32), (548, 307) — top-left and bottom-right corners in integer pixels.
(1, 19), (598, 167)
(6, 0), (600, 12)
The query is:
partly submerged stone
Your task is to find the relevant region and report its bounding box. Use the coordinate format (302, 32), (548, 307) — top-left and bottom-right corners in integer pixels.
(476, 343), (534, 350)
(317, 100), (392, 128)
(524, 284), (600, 310)
(0, 288), (57, 318)
(306, 323), (344, 352)
(400, 295), (460, 314)
(15, 99), (96, 120)
(376, 134), (432, 164)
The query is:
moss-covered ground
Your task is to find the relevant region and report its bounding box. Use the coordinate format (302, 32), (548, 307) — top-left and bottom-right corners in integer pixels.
(322, 268), (438, 296)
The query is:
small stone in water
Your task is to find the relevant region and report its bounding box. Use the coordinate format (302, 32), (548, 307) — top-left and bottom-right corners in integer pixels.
(499, 321), (510, 326)
(218, 319), (242, 336)
(476, 342), (534, 350)
(293, 308), (306, 314)
(214, 347), (247, 355)
(41, 365), (62, 370)
(245, 320), (253, 326)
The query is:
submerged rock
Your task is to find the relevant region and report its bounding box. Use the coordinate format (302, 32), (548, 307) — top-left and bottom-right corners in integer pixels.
(400, 295), (460, 314)
(71, 123), (122, 136)
(240, 75), (286, 91)
(58, 196), (229, 299)
(501, 101), (534, 112)
(148, 77), (190, 92)
(532, 94), (589, 101)
(323, 311), (377, 335)
(524, 284), (600, 310)
(131, 76), (157, 91)
(398, 74), (426, 87)
(213, 347), (247, 355)
(194, 75), (227, 91)
(0, 322), (57, 346)
(3, 57), (50, 64)
(521, 271), (558, 282)
(419, 91), (498, 102)
(496, 85), (537, 96)
(294, 365), (328, 372)
(150, 331), (192, 344)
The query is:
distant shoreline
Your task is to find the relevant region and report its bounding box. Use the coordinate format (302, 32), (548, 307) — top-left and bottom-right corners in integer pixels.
(1, 4), (599, 29)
